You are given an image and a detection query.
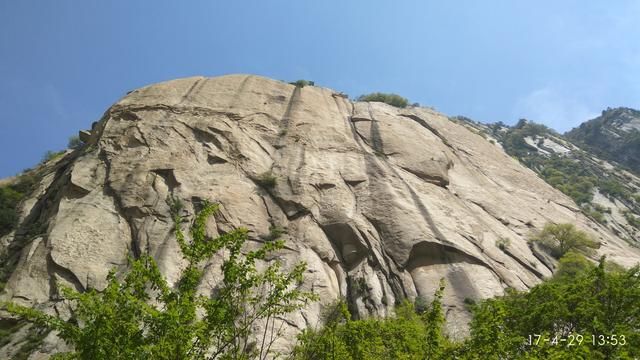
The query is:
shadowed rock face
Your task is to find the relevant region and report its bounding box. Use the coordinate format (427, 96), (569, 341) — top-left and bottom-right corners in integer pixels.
(2, 75), (640, 355)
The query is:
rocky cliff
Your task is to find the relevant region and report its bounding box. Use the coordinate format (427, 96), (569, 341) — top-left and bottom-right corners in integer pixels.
(458, 116), (640, 244)
(2, 75), (640, 356)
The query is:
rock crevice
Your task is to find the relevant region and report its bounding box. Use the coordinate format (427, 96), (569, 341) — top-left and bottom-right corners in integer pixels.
(2, 74), (639, 354)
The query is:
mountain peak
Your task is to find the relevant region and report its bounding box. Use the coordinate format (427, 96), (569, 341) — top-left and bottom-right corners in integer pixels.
(566, 106), (640, 173)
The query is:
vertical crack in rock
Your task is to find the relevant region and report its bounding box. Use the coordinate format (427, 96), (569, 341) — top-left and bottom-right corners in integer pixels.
(331, 99), (407, 303)
(367, 103), (384, 153)
(351, 103), (503, 305)
(6, 75), (640, 357)
(98, 150), (140, 258)
(276, 86), (300, 146)
(230, 75), (252, 109)
(180, 78), (204, 104)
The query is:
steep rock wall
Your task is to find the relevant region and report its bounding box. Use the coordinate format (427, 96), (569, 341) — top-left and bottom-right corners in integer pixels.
(2, 75), (639, 355)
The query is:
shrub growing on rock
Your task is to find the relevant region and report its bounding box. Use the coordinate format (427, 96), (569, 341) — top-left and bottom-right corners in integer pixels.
(255, 171), (277, 189)
(289, 80), (314, 88)
(531, 223), (599, 259)
(67, 135), (84, 150)
(357, 93), (409, 108)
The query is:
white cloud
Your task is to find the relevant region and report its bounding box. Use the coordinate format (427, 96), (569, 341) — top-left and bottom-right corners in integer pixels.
(513, 86), (600, 132)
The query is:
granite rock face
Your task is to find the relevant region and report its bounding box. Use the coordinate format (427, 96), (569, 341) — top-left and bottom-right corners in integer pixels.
(2, 75), (640, 356)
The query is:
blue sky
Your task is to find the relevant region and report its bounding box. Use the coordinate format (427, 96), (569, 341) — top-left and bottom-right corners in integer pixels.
(1, 1), (639, 177)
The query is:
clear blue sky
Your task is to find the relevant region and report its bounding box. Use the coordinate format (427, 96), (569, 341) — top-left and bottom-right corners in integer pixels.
(1, 1), (639, 177)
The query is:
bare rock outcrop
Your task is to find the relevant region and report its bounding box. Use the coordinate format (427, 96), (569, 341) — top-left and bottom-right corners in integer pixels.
(2, 75), (639, 356)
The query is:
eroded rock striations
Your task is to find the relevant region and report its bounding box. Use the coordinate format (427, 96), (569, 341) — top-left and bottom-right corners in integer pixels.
(2, 75), (640, 356)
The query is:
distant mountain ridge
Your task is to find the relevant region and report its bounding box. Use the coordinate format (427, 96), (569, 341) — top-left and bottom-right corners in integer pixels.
(454, 108), (640, 245)
(566, 107), (640, 174)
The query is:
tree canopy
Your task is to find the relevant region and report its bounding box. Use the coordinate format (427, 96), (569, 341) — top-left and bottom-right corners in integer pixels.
(532, 223), (600, 258)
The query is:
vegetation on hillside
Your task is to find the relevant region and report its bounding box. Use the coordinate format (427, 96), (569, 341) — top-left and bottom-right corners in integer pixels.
(494, 120), (598, 206)
(293, 280), (451, 359)
(461, 256), (640, 360)
(289, 79), (315, 88)
(2, 200), (317, 359)
(484, 118), (640, 233)
(531, 223), (599, 258)
(566, 107), (640, 174)
(0, 174), (36, 238)
(294, 254), (639, 359)
(357, 92), (409, 108)
(67, 135), (84, 150)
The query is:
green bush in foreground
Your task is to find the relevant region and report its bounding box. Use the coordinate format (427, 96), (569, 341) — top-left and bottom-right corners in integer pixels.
(3, 200), (317, 359)
(294, 254), (639, 359)
(3, 199), (638, 359)
(464, 256), (640, 360)
(357, 92), (409, 108)
(293, 279), (453, 360)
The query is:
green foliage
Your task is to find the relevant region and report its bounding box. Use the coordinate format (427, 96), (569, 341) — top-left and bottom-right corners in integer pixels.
(566, 107), (640, 174)
(293, 279), (454, 360)
(357, 93), (409, 108)
(255, 171), (277, 189)
(555, 251), (593, 278)
(582, 204), (608, 224)
(623, 210), (640, 229)
(538, 155), (597, 205)
(0, 319), (23, 349)
(463, 257), (640, 359)
(491, 120), (604, 206)
(0, 319), (48, 360)
(531, 223), (599, 258)
(488, 117), (640, 232)
(0, 173), (37, 238)
(413, 295), (428, 314)
(260, 225), (287, 242)
(599, 179), (630, 199)
(289, 80), (314, 88)
(0, 186), (23, 238)
(41, 150), (65, 163)
(3, 200), (317, 359)
(499, 120), (554, 158)
(495, 237), (511, 251)
(67, 135), (84, 150)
